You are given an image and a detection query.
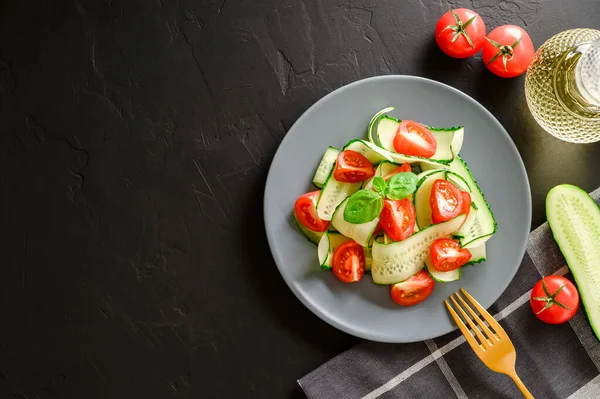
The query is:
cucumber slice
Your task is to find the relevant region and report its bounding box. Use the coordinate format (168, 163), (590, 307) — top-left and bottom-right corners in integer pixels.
(420, 161), (446, 172)
(374, 115), (464, 163)
(317, 232), (330, 268)
(317, 232), (351, 270)
(546, 184), (600, 340)
(465, 242), (486, 265)
(316, 171), (361, 221)
(312, 147), (340, 188)
(447, 126), (464, 157)
(449, 156), (497, 248)
(294, 213), (324, 245)
(367, 106), (395, 144)
(414, 170), (446, 229)
(371, 214), (466, 285)
(331, 198), (380, 247)
(376, 117), (401, 151)
(432, 126), (464, 161)
(343, 140), (394, 164)
(453, 207), (491, 249)
(425, 255), (462, 283)
(446, 171), (471, 192)
(387, 149), (448, 168)
(345, 138), (443, 179)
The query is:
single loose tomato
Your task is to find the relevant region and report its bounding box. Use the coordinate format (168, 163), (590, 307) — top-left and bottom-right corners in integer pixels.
(379, 198), (416, 241)
(333, 150), (375, 183)
(294, 191), (329, 232)
(430, 179), (463, 224)
(393, 121), (437, 158)
(430, 238), (472, 271)
(530, 276), (579, 324)
(390, 270), (435, 306)
(460, 191), (472, 217)
(331, 241), (365, 283)
(435, 9), (486, 58)
(482, 25), (534, 78)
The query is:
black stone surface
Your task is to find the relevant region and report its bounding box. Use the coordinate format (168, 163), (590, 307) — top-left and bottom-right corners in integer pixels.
(1, 0), (599, 398)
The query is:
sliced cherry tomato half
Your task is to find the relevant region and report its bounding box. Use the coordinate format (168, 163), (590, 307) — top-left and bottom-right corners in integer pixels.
(331, 241), (365, 283)
(430, 179), (464, 224)
(390, 270), (435, 306)
(393, 121), (437, 158)
(530, 276), (579, 324)
(294, 191), (329, 232)
(430, 238), (472, 271)
(460, 191), (472, 217)
(372, 222), (383, 238)
(382, 163), (412, 181)
(398, 163), (412, 173)
(379, 198), (416, 241)
(333, 150), (375, 183)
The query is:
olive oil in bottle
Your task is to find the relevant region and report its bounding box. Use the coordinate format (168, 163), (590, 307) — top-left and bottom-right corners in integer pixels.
(525, 29), (600, 143)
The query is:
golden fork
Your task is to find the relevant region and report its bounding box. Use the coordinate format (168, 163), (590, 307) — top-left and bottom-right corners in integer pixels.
(445, 288), (534, 399)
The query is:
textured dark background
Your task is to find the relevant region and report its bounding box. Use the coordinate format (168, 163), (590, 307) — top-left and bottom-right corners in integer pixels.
(1, 0), (599, 398)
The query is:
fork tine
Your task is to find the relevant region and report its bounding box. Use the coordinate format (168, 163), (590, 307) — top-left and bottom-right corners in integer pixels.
(444, 300), (483, 353)
(460, 288), (509, 337)
(450, 295), (489, 349)
(455, 292), (498, 342)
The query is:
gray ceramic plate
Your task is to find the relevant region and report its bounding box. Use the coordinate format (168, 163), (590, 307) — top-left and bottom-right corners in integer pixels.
(264, 75), (531, 343)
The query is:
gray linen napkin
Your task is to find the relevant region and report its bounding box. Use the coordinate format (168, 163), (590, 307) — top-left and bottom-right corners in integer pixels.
(299, 187), (600, 399)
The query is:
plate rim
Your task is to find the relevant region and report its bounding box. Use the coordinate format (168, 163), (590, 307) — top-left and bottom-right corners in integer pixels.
(264, 74), (532, 343)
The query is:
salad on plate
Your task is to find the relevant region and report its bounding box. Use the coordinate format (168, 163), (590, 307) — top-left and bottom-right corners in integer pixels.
(293, 107), (497, 306)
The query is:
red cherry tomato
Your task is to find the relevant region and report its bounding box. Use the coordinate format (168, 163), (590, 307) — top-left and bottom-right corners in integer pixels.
(372, 223), (383, 238)
(530, 276), (579, 324)
(382, 163), (412, 181)
(435, 8), (486, 58)
(430, 179), (464, 224)
(430, 238), (472, 271)
(294, 191), (329, 232)
(390, 270), (435, 306)
(482, 25), (534, 78)
(461, 191), (472, 217)
(393, 121), (437, 158)
(398, 163), (412, 173)
(379, 198), (416, 241)
(331, 241), (365, 283)
(333, 150), (375, 183)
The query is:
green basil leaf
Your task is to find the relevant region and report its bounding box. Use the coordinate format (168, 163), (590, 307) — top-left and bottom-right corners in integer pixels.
(343, 190), (383, 224)
(386, 172), (418, 200)
(372, 177), (387, 194)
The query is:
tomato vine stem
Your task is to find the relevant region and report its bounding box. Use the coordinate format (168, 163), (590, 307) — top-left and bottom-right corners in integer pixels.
(439, 10), (477, 49)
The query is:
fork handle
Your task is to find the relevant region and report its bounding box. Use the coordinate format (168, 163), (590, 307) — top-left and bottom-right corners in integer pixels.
(508, 371), (534, 399)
